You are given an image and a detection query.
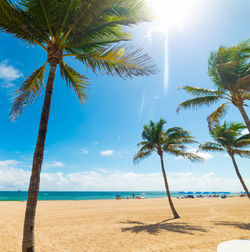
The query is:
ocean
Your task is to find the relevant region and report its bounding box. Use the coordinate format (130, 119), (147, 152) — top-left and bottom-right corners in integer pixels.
(0, 191), (237, 201)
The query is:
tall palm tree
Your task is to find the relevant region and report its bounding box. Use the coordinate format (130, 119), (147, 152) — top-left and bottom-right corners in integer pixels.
(198, 122), (250, 199)
(0, 1), (156, 251)
(177, 40), (250, 131)
(134, 119), (202, 218)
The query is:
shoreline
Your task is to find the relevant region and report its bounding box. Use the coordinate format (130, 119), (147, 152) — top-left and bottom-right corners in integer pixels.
(0, 194), (244, 202)
(0, 191), (244, 202)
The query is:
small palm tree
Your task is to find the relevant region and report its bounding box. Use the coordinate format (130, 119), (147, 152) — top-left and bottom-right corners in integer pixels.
(134, 119), (202, 218)
(198, 122), (250, 199)
(177, 40), (250, 131)
(0, 1), (156, 251)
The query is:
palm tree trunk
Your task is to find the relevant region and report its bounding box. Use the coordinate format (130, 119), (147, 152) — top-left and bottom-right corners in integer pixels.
(230, 154), (250, 199)
(159, 153), (180, 218)
(22, 62), (57, 252)
(236, 104), (250, 132)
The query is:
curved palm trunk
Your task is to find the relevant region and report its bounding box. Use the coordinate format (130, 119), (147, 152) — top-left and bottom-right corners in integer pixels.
(230, 154), (250, 199)
(159, 153), (180, 218)
(236, 104), (250, 132)
(22, 62), (57, 252)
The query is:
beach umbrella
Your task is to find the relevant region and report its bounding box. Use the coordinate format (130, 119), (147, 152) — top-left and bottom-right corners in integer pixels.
(178, 191), (186, 194)
(204, 192), (210, 194)
(195, 192), (202, 194)
(187, 191), (194, 194)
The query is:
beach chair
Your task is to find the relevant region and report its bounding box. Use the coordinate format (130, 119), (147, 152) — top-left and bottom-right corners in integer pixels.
(217, 240), (250, 251)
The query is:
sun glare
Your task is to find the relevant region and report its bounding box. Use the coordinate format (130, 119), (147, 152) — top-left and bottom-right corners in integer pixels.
(149, 0), (194, 31)
(147, 0), (195, 92)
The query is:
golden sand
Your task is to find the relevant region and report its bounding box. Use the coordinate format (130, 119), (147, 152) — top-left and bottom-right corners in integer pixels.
(0, 197), (249, 251)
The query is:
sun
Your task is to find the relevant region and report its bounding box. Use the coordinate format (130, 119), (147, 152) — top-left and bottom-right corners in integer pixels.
(146, 0), (196, 92)
(148, 0), (194, 31)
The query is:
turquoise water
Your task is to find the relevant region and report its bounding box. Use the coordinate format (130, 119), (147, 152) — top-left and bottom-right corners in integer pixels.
(0, 191), (237, 201)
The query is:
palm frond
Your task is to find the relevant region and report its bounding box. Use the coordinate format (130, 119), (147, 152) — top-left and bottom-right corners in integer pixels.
(240, 90), (250, 100)
(133, 150), (153, 164)
(65, 33), (131, 53)
(169, 137), (197, 145)
(180, 86), (222, 96)
(137, 141), (154, 148)
(168, 148), (203, 162)
(208, 39), (250, 90)
(176, 96), (220, 112)
(228, 122), (246, 132)
(10, 63), (47, 120)
(61, 0), (151, 48)
(234, 150), (250, 158)
(234, 139), (250, 148)
(165, 127), (183, 135)
(21, 0), (58, 36)
(207, 103), (229, 131)
(110, 0), (151, 22)
(59, 61), (88, 104)
(198, 142), (225, 152)
(0, 0), (47, 43)
(73, 46), (156, 78)
(234, 134), (250, 148)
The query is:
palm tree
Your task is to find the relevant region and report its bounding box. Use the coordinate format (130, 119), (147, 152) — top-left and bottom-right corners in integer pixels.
(0, 1), (156, 251)
(134, 119), (202, 218)
(177, 40), (250, 131)
(198, 122), (250, 199)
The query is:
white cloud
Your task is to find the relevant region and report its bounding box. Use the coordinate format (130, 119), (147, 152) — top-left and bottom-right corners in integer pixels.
(81, 148), (89, 155)
(43, 161), (64, 170)
(189, 147), (213, 160)
(241, 129), (249, 135)
(100, 150), (114, 156)
(154, 96), (159, 100)
(197, 152), (213, 160)
(0, 60), (22, 81)
(0, 160), (249, 191)
(0, 160), (19, 168)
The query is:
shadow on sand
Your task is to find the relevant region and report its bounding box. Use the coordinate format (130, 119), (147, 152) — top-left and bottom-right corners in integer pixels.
(120, 219), (207, 235)
(213, 221), (250, 230)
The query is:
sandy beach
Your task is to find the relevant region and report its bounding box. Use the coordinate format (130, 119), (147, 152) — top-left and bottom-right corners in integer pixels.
(0, 197), (249, 252)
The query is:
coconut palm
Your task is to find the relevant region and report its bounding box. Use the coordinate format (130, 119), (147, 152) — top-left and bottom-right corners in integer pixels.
(0, 1), (156, 251)
(177, 40), (250, 131)
(198, 122), (250, 199)
(134, 119), (202, 218)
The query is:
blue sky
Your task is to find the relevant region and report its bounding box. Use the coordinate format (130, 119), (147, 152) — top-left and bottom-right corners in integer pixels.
(0, 0), (249, 191)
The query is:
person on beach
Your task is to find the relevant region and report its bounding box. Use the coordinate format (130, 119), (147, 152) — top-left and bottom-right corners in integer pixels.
(132, 193), (135, 199)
